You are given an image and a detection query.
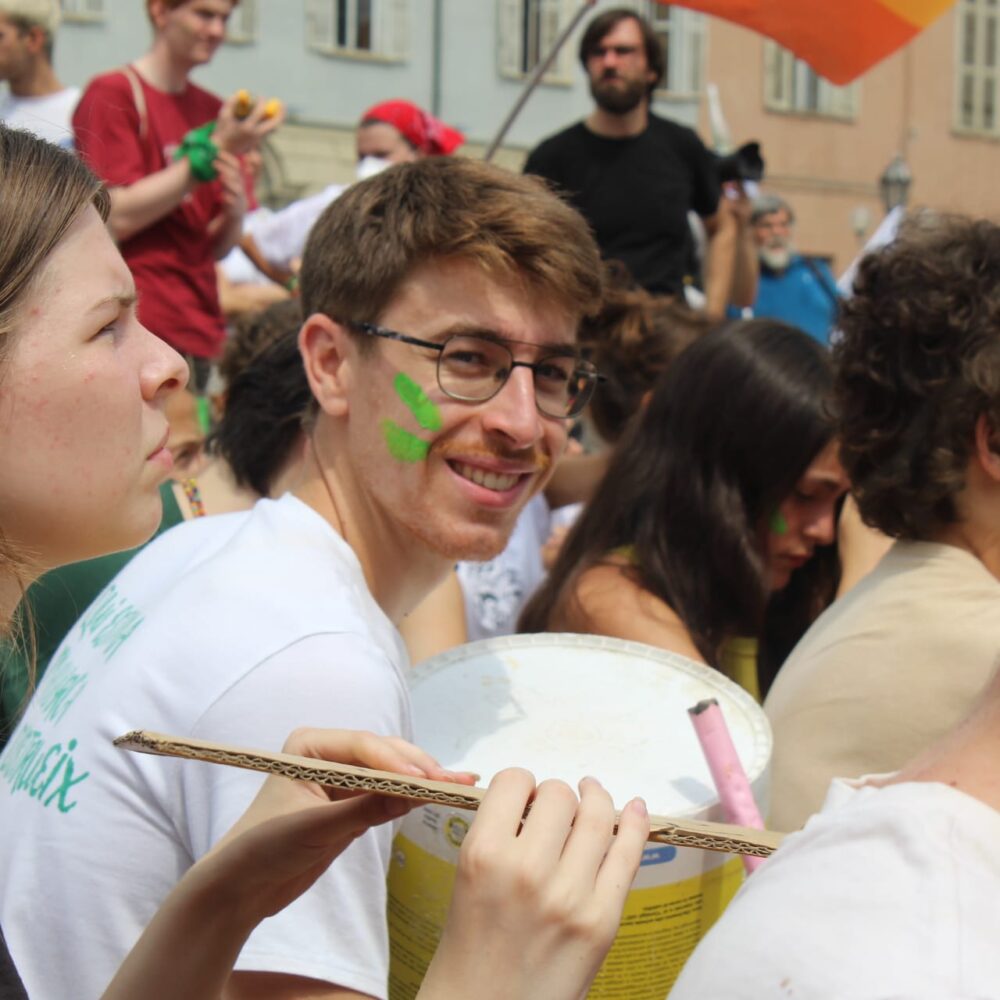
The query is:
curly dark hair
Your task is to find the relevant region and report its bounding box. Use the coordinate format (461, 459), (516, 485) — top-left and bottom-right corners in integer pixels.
(580, 285), (714, 443)
(218, 298), (302, 388)
(834, 213), (1000, 539)
(211, 299), (308, 497)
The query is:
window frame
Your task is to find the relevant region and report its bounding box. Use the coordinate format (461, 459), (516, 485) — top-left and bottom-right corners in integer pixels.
(642, 2), (706, 100)
(497, 0), (576, 85)
(224, 0), (258, 45)
(61, 0), (107, 23)
(763, 41), (859, 121)
(954, 0), (1000, 138)
(304, 0), (409, 63)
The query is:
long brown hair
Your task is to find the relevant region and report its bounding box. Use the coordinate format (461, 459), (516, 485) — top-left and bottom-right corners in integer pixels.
(300, 158), (603, 347)
(0, 125), (109, 646)
(521, 320), (841, 686)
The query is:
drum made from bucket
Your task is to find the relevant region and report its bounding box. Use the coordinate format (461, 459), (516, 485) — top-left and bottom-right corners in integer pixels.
(387, 633), (772, 1000)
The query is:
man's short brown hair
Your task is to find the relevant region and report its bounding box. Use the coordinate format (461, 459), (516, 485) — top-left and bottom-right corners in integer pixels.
(145, 0), (239, 23)
(300, 158), (603, 345)
(834, 213), (1000, 539)
(0, 1), (59, 60)
(578, 8), (665, 94)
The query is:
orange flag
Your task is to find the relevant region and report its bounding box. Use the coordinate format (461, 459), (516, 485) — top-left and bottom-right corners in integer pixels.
(666, 0), (957, 84)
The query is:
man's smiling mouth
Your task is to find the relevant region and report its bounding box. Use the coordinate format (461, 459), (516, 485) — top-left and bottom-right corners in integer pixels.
(451, 462), (521, 492)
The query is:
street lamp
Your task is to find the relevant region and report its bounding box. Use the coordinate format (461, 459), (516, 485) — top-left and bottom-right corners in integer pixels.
(879, 154), (912, 213)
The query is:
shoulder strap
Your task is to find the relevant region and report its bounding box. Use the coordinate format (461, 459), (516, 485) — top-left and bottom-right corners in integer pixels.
(800, 256), (840, 308)
(119, 64), (148, 142)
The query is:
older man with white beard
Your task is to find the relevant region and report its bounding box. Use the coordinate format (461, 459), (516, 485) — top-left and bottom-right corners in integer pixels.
(747, 193), (840, 344)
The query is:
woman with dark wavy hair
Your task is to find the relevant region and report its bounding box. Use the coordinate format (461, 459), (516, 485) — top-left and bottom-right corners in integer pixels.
(520, 318), (848, 699)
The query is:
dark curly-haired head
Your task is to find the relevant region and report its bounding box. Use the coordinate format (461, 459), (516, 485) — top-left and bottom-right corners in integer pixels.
(834, 213), (1000, 540)
(211, 299), (308, 497)
(580, 283), (714, 444)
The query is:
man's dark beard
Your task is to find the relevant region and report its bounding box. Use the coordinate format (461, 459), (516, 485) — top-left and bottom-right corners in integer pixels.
(589, 73), (647, 114)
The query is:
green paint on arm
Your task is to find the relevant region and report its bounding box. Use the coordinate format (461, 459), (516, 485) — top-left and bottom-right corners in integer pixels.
(394, 372), (442, 431)
(770, 511), (789, 535)
(382, 419), (430, 462)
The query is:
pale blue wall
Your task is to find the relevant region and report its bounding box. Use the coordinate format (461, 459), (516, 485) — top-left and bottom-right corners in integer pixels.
(38, 1), (698, 149)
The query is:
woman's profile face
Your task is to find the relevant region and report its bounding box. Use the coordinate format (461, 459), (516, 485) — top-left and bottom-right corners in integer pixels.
(0, 205), (186, 572)
(764, 438), (849, 591)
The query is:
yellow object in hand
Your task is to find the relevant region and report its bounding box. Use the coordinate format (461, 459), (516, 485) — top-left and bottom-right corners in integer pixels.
(233, 89), (254, 119)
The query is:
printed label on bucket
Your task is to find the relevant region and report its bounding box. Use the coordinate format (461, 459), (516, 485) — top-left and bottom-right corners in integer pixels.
(386, 830), (744, 1000)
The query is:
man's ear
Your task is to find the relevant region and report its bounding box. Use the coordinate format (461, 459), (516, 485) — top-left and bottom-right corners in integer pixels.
(298, 313), (353, 418)
(974, 413), (1000, 482)
(147, 0), (169, 31)
(24, 26), (47, 57)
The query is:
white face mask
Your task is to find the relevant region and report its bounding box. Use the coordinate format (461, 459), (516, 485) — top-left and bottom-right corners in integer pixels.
(356, 155), (391, 181)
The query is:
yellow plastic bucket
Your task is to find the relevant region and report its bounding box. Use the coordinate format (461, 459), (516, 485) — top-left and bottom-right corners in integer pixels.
(387, 634), (772, 999)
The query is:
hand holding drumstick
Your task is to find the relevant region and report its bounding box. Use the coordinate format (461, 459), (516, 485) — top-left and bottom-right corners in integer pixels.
(420, 770), (649, 1000)
(100, 728), (474, 1000)
(101, 729), (647, 1000)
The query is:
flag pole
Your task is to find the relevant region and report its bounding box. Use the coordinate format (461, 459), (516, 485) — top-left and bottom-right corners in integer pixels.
(483, 0), (598, 163)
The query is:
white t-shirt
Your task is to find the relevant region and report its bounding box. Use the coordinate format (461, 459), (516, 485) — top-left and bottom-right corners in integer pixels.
(670, 779), (1000, 999)
(0, 87), (80, 147)
(0, 495), (411, 1000)
(218, 207), (278, 286)
(457, 494), (552, 641)
(252, 183), (346, 270)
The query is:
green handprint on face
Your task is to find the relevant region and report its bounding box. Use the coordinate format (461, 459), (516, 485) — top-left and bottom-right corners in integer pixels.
(382, 373), (443, 462)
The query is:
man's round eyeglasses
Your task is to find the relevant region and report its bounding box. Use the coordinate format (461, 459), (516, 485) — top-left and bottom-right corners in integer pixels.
(351, 322), (602, 419)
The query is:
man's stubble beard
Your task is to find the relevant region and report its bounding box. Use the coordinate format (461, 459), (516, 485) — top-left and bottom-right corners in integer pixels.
(408, 509), (514, 564)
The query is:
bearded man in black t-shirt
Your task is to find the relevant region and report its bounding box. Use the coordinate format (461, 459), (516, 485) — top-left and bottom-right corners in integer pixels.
(524, 7), (756, 316)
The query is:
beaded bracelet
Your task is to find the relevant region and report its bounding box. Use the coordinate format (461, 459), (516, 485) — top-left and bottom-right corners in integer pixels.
(181, 478), (206, 519)
(173, 122), (219, 183)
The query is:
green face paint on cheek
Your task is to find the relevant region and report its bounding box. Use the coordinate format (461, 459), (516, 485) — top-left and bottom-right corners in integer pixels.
(770, 511), (789, 535)
(394, 372), (442, 431)
(382, 419), (430, 462)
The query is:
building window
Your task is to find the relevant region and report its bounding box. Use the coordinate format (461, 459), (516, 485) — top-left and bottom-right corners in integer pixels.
(643, 3), (705, 97)
(225, 0), (258, 45)
(956, 0), (1000, 135)
(305, 0), (409, 60)
(497, 0), (576, 83)
(764, 41), (859, 119)
(61, 0), (106, 22)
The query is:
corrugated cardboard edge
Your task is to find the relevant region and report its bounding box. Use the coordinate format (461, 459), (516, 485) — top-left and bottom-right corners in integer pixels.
(114, 729), (785, 858)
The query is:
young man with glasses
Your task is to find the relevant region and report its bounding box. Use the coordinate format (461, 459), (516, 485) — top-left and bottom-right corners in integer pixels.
(0, 158), (603, 1000)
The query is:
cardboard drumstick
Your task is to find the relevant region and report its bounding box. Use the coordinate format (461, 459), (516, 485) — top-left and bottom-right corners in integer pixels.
(115, 730), (785, 859)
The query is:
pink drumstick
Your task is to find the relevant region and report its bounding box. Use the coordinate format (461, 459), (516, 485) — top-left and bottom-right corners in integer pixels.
(689, 697), (766, 874)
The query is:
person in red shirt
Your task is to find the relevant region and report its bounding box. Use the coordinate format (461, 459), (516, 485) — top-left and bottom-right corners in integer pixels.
(72, 0), (282, 385)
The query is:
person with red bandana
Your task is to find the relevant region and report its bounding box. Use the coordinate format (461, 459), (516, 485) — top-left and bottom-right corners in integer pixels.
(356, 97), (465, 168)
(243, 99), (464, 283)
(71, 0), (282, 389)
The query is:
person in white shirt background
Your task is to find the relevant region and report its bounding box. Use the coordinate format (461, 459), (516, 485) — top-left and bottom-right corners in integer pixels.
(0, 0), (79, 147)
